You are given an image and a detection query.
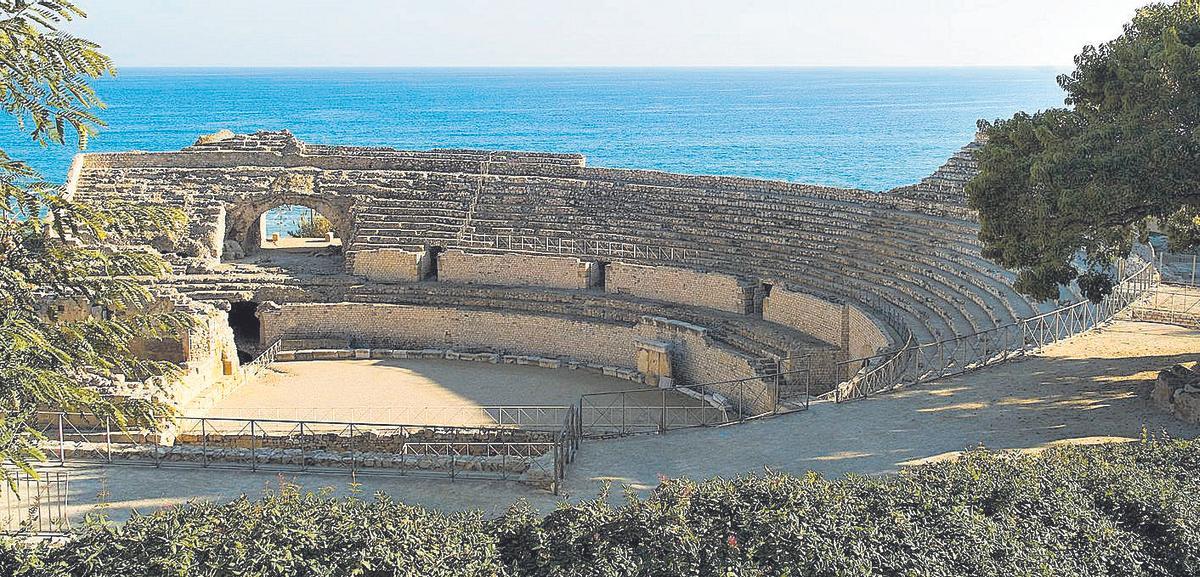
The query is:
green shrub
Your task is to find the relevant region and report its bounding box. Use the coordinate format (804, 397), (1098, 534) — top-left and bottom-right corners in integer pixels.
(289, 213), (333, 239)
(3, 438), (1199, 576)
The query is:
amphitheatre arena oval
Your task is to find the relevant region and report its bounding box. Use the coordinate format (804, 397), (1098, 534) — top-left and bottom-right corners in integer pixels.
(64, 129), (1066, 411)
(49, 128), (1174, 496)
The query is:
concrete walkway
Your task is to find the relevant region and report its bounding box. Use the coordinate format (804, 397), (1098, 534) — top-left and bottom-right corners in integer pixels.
(49, 321), (1200, 524)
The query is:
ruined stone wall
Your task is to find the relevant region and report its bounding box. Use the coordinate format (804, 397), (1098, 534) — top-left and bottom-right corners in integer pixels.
(257, 302), (774, 408)
(258, 303), (637, 368)
(846, 304), (891, 362)
(179, 305), (239, 388)
(67, 132), (1040, 354)
(351, 248), (431, 282)
(605, 263), (753, 314)
(762, 285), (891, 379)
(762, 286), (846, 348)
(436, 250), (596, 289)
(120, 299), (240, 412)
(635, 317), (772, 414)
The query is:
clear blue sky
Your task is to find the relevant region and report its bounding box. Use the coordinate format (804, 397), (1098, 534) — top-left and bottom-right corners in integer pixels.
(72, 0), (1152, 68)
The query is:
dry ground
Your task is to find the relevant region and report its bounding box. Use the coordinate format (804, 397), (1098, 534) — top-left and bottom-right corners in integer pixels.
(51, 320), (1200, 524)
(204, 358), (669, 425)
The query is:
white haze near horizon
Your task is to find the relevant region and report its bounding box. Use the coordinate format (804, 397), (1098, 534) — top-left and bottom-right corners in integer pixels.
(71, 0), (1154, 68)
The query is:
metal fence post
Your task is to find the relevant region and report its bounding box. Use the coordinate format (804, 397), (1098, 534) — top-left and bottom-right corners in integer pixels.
(576, 398), (584, 440)
(620, 393), (626, 436)
(659, 389), (666, 434)
(298, 421), (306, 471)
(201, 418), (208, 468)
(250, 419), (257, 472)
(57, 413), (65, 466)
(349, 422), (357, 474)
(553, 439), (562, 496)
(105, 417), (112, 463)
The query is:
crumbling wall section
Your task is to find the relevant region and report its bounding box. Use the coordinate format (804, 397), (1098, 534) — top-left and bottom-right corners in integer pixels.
(258, 303), (637, 368)
(436, 250), (596, 289)
(606, 263), (754, 314)
(351, 248), (432, 282)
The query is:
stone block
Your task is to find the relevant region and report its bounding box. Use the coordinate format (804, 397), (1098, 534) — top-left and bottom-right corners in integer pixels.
(1175, 391), (1200, 424)
(1153, 378), (1176, 412)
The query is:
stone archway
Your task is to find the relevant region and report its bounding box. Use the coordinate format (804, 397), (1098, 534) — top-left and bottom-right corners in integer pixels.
(221, 172), (354, 258)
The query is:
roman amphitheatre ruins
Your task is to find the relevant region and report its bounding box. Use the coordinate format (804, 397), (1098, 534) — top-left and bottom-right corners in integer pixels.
(26, 128), (1200, 521)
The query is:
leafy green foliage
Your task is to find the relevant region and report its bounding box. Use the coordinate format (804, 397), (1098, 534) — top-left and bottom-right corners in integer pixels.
(0, 1), (188, 479)
(2, 439), (1199, 576)
(967, 0), (1200, 301)
(288, 212), (333, 239)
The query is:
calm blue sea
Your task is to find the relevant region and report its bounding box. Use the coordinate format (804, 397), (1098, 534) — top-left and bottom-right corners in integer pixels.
(0, 67), (1065, 192)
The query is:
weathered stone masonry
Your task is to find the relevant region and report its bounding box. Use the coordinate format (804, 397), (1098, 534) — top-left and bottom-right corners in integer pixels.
(69, 130), (1043, 403)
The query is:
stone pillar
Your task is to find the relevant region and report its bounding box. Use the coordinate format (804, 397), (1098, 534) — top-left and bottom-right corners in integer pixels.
(635, 339), (674, 387)
(256, 213), (268, 247)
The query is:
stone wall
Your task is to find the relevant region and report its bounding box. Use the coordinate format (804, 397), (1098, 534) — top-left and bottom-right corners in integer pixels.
(436, 249), (597, 289)
(762, 286), (845, 347)
(846, 304), (891, 362)
(258, 302), (771, 411)
(67, 131), (1042, 361)
(763, 285), (891, 378)
(605, 263), (753, 314)
(259, 303), (637, 368)
(636, 316), (772, 414)
(351, 248), (431, 282)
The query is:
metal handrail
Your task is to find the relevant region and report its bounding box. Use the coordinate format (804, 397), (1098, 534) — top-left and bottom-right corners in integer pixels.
(244, 338), (283, 371)
(832, 255), (1157, 402)
(202, 405), (575, 430)
(28, 411), (575, 494)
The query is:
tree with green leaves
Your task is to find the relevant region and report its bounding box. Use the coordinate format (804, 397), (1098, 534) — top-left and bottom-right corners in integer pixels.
(0, 1), (187, 478)
(967, 0), (1200, 302)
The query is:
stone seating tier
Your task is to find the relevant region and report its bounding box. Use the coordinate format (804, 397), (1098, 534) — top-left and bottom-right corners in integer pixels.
(69, 131), (1051, 360)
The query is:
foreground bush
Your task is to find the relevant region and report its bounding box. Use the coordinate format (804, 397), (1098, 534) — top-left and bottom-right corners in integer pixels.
(2, 438), (1199, 576)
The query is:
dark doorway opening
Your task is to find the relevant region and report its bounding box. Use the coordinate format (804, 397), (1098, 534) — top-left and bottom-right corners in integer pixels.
(593, 260), (609, 290)
(228, 301), (261, 361)
(426, 246), (444, 280)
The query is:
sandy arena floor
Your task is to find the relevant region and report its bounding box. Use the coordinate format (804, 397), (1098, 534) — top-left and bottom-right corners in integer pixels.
(45, 320), (1200, 525)
(203, 358), (687, 425)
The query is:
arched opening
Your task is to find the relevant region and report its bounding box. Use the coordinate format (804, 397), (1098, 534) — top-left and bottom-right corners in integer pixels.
(259, 204), (342, 252)
(227, 301), (261, 362)
(222, 201), (347, 274)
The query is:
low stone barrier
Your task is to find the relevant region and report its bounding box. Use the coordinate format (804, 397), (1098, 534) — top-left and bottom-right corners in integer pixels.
(272, 347), (648, 384)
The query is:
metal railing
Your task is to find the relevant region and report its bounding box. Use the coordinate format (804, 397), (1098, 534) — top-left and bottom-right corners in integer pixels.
(1, 468), (70, 535)
(244, 338), (283, 372)
(1155, 250), (1200, 286)
(1129, 284), (1200, 328)
(833, 256), (1158, 402)
(577, 368), (810, 438)
(460, 233), (702, 263)
(30, 411), (579, 494)
(202, 405), (574, 431)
